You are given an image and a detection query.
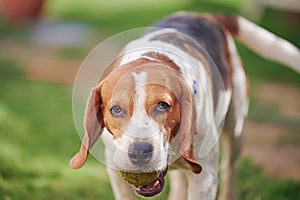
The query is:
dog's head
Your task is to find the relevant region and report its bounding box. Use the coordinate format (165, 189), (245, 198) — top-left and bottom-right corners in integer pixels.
(70, 55), (202, 196)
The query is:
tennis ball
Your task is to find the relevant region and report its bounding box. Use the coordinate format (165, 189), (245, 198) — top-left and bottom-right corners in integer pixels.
(119, 171), (159, 186)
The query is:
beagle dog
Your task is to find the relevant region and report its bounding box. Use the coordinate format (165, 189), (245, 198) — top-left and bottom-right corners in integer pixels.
(70, 12), (300, 200)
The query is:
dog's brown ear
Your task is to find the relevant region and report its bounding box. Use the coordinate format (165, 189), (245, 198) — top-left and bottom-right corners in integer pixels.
(70, 86), (103, 169)
(178, 80), (202, 174)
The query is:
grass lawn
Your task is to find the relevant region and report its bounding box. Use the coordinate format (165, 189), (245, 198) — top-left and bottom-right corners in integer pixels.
(0, 57), (114, 199)
(1, 0), (300, 199)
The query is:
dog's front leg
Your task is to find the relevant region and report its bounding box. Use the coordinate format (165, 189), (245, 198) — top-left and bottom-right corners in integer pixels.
(106, 167), (136, 200)
(185, 144), (219, 200)
(102, 132), (136, 200)
(105, 150), (136, 200)
(168, 170), (188, 200)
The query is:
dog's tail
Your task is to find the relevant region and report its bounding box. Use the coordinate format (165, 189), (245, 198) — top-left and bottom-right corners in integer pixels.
(208, 14), (300, 73)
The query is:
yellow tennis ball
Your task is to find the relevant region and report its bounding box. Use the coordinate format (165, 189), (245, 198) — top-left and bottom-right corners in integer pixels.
(119, 171), (159, 186)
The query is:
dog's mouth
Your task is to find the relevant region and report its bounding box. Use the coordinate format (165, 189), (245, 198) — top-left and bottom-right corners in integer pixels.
(132, 167), (168, 197)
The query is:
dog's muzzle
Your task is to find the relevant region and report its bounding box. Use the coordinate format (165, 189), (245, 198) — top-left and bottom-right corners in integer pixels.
(133, 167), (168, 197)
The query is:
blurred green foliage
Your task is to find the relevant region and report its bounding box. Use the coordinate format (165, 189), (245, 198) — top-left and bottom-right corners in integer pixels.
(45, 0), (300, 85)
(45, 0), (240, 34)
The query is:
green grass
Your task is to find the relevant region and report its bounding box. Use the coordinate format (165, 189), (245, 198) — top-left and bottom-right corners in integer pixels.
(237, 159), (300, 200)
(1, 1), (300, 199)
(0, 58), (113, 199)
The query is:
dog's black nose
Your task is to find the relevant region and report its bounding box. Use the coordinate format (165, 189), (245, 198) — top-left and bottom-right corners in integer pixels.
(128, 143), (153, 165)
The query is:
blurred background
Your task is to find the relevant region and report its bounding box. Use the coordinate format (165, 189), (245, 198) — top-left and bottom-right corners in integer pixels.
(0, 0), (299, 199)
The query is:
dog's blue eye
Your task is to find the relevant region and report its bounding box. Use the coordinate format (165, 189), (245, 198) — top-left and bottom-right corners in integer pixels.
(156, 102), (170, 112)
(110, 105), (125, 117)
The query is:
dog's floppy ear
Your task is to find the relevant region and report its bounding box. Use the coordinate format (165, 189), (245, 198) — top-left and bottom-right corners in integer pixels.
(178, 80), (202, 174)
(70, 85), (104, 169)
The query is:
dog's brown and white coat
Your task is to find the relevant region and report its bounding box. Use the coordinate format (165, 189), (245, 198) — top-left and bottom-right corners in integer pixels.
(70, 12), (300, 200)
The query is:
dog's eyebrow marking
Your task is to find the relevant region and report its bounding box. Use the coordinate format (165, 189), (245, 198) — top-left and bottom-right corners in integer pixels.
(131, 72), (149, 124)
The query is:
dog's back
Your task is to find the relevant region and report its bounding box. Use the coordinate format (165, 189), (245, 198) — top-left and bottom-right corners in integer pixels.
(152, 12), (300, 73)
(151, 12), (232, 85)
